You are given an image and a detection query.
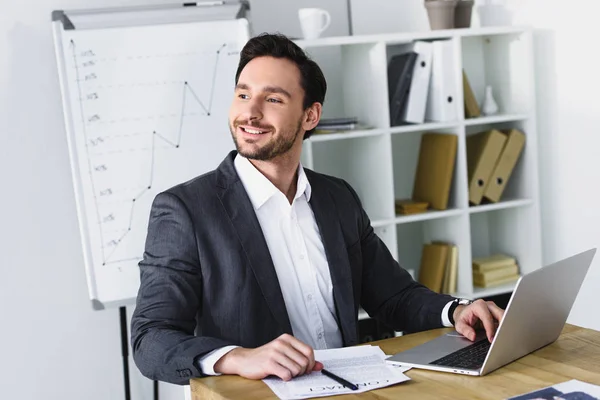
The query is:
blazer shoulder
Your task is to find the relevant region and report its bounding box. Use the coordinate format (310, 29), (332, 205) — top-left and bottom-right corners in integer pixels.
(305, 168), (359, 200)
(160, 169), (219, 202)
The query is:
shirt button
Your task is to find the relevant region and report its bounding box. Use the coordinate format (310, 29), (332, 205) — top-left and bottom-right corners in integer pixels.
(307, 294), (312, 301)
(299, 254), (305, 260)
(317, 332), (323, 340)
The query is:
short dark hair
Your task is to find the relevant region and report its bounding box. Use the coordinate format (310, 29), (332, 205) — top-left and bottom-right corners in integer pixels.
(235, 33), (326, 139)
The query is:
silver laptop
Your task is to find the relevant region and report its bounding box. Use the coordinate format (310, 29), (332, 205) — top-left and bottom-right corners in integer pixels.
(386, 248), (596, 376)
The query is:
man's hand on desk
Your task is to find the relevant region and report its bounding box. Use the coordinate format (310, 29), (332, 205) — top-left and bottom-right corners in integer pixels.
(453, 299), (505, 343)
(213, 333), (324, 381)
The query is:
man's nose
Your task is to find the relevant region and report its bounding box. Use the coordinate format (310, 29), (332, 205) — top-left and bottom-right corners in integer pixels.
(241, 98), (263, 121)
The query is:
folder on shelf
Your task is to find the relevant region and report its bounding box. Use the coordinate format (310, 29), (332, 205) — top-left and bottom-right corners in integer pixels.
(402, 41), (433, 124)
(388, 52), (418, 126)
(425, 40), (458, 122)
(463, 70), (481, 118)
(418, 243), (449, 293)
(466, 129), (507, 205)
(483, 129), (526, 203)
(412, 133), (458, 210)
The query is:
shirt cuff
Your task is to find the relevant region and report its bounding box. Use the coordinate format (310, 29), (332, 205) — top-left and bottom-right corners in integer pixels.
(441, 300), (454, 327)
(197, 345), (240, 376)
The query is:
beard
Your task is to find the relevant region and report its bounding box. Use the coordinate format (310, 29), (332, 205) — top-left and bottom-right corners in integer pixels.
(230, 118), (303, 161)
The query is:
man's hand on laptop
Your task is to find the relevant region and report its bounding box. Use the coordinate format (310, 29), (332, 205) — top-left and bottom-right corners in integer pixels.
(453, 300), (504, 343)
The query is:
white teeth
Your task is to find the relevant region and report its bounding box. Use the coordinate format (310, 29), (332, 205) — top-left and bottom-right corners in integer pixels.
(243, 128), (265, 134)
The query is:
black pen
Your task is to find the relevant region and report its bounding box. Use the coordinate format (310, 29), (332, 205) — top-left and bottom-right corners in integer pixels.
(321, 368), (358, 391)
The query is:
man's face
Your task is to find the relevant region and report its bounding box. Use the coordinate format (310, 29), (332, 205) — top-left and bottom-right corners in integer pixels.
(229, 56), (306, 161)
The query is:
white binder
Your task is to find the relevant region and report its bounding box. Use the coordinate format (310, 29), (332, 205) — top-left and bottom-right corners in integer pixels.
(425, 40), (458, 122)
(403, 41), (433, 124)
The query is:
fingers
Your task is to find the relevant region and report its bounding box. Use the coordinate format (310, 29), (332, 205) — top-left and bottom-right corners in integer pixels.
(453, 300), (505, 342)
(467, 300), (503, 342)
(268, 360), (294, 381)
(313, 361), (324, 371)
(486, 301), (505, 323)
(271, 349), (305, 378)
(279, 334), (316, 373)
(474, 301), (496, 342)
(456, 320), (476, 341)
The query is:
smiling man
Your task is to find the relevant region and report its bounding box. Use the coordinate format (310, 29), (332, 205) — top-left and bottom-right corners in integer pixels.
(131, 33), (504, 385)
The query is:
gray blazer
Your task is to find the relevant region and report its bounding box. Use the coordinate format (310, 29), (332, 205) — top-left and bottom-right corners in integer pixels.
(131, 150), (453, 385)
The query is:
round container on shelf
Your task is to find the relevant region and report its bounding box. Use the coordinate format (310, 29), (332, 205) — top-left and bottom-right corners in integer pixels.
(454, 0), (474, 28)
(424, 0), (458, 30)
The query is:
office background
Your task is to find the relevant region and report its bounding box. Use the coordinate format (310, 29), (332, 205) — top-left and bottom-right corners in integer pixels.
(1, 0), (599, 399)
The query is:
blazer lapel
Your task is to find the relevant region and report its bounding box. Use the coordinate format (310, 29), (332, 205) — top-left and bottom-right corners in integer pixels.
(307, 172), (358, 346)
(215, 152), (293, 335)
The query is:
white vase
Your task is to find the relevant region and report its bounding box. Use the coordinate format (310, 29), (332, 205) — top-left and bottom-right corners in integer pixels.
(481, 85), (499, 115)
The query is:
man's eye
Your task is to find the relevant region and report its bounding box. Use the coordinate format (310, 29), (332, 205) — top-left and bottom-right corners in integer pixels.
(267, 98), (282, 103)
(238, 94), (249, 99)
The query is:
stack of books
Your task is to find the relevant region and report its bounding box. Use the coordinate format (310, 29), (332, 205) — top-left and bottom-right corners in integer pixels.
(472, 254), (520, 288)
(314, 117), (364, 134)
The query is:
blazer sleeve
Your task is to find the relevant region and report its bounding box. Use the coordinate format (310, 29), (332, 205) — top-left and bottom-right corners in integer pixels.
(342, 181), (455, 333)
(130, 191), (235, 385)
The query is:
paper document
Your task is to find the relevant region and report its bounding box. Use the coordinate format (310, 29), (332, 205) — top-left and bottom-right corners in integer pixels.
(262, 345), (411, 400)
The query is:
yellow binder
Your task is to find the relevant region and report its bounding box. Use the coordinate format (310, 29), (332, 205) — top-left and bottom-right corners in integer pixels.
(466, 129), (507, 205)
(483, 129), (526, 203)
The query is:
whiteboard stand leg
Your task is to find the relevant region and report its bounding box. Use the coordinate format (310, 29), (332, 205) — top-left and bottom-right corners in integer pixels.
(154, 379), (159, 400)
(120, 306), (131, 400)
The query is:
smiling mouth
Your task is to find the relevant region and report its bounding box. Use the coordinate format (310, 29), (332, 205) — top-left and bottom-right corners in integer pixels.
(240, 126), (270, 135)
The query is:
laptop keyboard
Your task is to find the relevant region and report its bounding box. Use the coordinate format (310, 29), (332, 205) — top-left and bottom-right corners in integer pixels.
(429, 338), (491, 370)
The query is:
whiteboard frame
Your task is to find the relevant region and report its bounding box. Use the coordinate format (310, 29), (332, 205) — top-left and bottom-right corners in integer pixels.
(51, 6), (249, 310)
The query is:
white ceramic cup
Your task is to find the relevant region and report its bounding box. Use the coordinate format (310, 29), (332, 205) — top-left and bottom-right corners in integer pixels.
(298, 8), (331, 40)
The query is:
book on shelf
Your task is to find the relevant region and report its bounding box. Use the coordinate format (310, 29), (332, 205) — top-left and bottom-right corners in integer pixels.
(412, 133), (457, 210)
(318, 117), (358, 126)
(472, 254), (520, 288)
(463, 70), (481, 118)
(472, 254), (516, 272)
(314, 117), (370, 134)
(418, 242), (458, 294)
(394, 199), (429, 215)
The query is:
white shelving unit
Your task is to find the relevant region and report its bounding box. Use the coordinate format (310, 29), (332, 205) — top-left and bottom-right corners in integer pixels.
(296, 26), (543, 318)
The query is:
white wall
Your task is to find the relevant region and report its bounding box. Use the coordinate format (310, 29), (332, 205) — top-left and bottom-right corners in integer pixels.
(1, 1), (185, 399)
(511, 0), (600, 331)
(2, 1), (599, 400)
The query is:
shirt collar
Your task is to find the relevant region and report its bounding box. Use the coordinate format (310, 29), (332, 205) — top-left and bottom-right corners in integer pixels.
(234, 154), (312, 210)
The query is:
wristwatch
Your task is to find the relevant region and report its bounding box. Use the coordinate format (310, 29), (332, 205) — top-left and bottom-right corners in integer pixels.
(448, 298), (473, 325)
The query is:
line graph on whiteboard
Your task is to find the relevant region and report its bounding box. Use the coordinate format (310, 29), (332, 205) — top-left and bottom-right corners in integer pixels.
(64, 37), (239, 273)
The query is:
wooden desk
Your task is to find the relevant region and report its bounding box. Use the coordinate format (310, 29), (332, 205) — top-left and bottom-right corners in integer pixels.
(191, 324), (600, 399)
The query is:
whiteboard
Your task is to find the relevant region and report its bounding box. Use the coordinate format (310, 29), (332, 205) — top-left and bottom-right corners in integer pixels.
(53, 14), (249, 309)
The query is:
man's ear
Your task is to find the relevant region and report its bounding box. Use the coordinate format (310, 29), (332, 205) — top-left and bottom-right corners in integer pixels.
(302, 102), (322, 132)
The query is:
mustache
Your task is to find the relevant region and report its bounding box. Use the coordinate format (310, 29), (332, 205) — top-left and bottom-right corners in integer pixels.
(233, 120), (273, 131)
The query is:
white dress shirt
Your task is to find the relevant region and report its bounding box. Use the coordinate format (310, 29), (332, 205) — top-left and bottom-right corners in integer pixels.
(197, 154), (454, 375)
